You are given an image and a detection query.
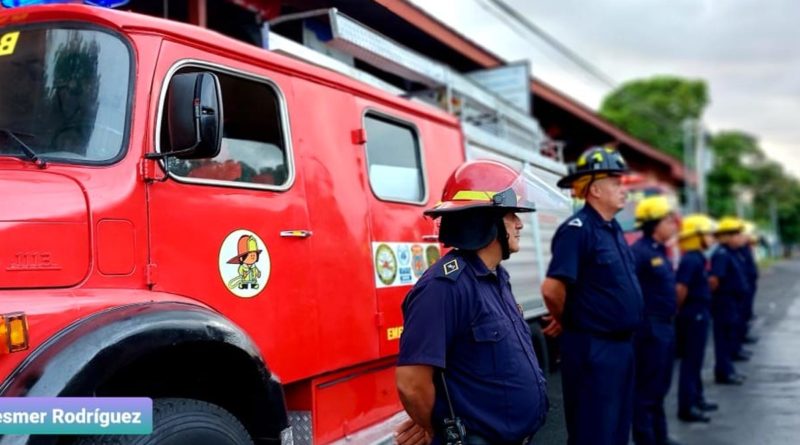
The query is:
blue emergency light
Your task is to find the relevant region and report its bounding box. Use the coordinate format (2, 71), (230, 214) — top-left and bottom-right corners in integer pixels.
(1, 0), (130, 8)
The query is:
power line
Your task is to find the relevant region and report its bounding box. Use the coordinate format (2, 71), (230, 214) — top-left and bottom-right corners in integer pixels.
(478, 0), (617, 88)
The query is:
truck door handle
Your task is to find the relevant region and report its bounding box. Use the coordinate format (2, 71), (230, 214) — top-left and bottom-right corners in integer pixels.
(422, 235), (439, 242)
(280, 230), (313, 238)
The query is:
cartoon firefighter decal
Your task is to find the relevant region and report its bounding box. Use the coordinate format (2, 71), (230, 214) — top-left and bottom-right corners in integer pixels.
(219, 230), (270, 298)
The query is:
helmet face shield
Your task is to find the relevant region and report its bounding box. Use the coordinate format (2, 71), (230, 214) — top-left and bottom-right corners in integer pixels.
(426, 159), (574, 219)
(492, 173), (537, 213)
(517, 169), (573, 214)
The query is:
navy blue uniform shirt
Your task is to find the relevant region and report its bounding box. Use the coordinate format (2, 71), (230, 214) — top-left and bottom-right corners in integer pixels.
(398, 250), (547, 443)
(632, 236), (678, 318)
(675, 250), (711, 305)
(546, 204), (644, 334)
(737, 246), (758, 286)
(710, 245), (751, 300)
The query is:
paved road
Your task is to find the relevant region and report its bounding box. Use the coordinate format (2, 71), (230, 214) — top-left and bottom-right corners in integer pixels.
(666, 258), (800, 445)
(533, 258), (800, 445)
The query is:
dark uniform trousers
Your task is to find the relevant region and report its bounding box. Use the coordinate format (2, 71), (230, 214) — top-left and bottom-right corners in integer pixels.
(632, 318), (675, 445)
(738, 248), (758, 349)
(677, 303), (711, 413)
(561, 330), (635, 445)
(735, 284), (756, 355)
(712, 300), (740, 378)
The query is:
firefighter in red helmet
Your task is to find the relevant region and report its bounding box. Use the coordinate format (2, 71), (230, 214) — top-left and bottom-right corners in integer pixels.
(396, 159), (548, 445)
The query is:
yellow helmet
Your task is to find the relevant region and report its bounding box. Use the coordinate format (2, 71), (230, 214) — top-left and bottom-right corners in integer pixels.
(743, 221), (758, 242)
(679, 214), (715, 239)
(635, 196), (673, 227)
(679, 214), (715, 251)
(715, 216), (745, 235)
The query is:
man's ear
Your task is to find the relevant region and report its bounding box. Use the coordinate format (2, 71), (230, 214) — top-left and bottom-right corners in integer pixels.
(587, 180), (600, 199)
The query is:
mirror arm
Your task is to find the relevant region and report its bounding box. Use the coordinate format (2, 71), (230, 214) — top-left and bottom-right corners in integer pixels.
(146, 95), (206, 161)
(144, 144), (200, 160)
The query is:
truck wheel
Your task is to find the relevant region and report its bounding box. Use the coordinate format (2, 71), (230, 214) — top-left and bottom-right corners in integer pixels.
(529, 321), (550, 374)
(73, 398), (254, 445)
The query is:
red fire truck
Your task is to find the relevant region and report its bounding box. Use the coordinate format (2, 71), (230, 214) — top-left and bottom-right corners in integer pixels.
(0, 3), (572, 444)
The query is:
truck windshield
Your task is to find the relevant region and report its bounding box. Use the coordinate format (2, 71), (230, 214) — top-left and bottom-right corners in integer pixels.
(0, 25), (130, 164)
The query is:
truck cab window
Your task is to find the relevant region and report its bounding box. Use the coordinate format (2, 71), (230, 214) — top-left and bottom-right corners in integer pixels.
(364, 114), (425, 203)
(162, 67), (290, 188)
(0, 26), (131, 164)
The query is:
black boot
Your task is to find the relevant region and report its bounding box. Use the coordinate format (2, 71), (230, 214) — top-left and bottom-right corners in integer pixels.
(696, 400), (719, 412)
(743, 334), (759, 344)
(678, 407), (711, 423)
(715, 374), (745, 385)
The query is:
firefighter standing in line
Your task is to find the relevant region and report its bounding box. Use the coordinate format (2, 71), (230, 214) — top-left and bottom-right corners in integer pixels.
(396, 160), (548, 445)
(541, 146), (643, 445)
(630, 196), (680, 445)
(710, 217), (751, 385)
(736, 222), (760, 351)
(675, 215), (718, 422)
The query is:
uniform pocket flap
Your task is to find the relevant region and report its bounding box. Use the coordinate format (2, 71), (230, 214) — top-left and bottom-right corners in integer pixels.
(472, 320), (510, 342)
(594, 252), (616, 265)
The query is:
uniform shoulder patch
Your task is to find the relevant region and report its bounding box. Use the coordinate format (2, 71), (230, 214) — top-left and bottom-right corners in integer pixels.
(567, 218), (583, 228)
(443, 259), (460, 275)
(435, 257), (464, 281)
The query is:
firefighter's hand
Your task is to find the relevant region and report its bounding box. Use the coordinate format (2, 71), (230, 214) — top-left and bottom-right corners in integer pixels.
(542, 315), (562, 337)
(395, 418), (432, 445)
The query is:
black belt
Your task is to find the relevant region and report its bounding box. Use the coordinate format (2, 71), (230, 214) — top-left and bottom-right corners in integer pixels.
(683, 298), (710, 307)
(646, 314), (675, 324)
(465, 433), (531, 445)
(568, 328), (633, 342)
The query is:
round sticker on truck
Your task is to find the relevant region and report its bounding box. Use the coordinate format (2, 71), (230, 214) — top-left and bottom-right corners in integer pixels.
(374, 243), (398, 286)
(219, 230), (270, 298)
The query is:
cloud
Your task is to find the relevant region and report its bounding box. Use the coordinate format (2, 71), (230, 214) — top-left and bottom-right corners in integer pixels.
(410, 0), (800, 176)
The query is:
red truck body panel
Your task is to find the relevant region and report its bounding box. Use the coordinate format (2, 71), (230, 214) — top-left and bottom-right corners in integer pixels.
(0, 4), (465, 443)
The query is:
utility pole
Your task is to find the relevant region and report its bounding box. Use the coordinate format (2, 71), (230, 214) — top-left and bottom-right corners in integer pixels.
(695, 122), (708, 214)
(770, 198), (781, 255)
(682, 118), (697, 213)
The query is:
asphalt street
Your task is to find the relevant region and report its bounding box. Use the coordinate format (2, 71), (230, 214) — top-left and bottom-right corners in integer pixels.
(666, 258), (800, 445)
(533, 258), (800, 445)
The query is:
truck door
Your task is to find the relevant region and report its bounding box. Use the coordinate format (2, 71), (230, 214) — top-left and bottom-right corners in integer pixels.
(146, 42), (317, 383)
(354, 100), (462, 357)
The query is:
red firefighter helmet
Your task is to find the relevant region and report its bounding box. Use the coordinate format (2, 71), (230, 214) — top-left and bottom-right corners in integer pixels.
(425, 160), (537, 255)
(424, 159), (536, 217)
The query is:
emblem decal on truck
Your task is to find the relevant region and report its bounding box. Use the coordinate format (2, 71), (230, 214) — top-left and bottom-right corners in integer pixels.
(373, 242), (440, 288)
(411, 245), (425, 278)
(219, 230), (271, 298)
(374, 243), (398, 286)
(425, 245), (441, 267)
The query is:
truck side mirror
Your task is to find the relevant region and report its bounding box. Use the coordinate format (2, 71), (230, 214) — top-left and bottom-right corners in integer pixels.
(159, 72), (223, 160)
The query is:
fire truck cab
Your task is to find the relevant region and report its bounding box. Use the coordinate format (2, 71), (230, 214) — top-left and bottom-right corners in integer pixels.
(0, 4), (571, 444)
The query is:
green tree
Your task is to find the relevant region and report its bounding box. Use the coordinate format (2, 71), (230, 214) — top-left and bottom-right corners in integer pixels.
(600, 76), (708, 158)
(707, 131), (800, 247)
(599, 75), (800, 249)
(706, 131), (762, 217)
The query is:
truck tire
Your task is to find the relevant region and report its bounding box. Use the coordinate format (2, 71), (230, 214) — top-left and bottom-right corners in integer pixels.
(73, 398), (254, 445)
(528, 321), (550, 374)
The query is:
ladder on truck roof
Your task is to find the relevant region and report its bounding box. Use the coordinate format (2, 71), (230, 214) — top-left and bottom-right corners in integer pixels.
(267, 8), (566, 175)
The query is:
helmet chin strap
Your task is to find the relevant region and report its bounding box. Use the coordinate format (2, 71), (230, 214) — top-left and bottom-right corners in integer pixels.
(496, 217), (511, 260)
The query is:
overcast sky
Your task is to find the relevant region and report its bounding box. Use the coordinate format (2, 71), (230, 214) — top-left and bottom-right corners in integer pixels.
(409, 0), (800, 176)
